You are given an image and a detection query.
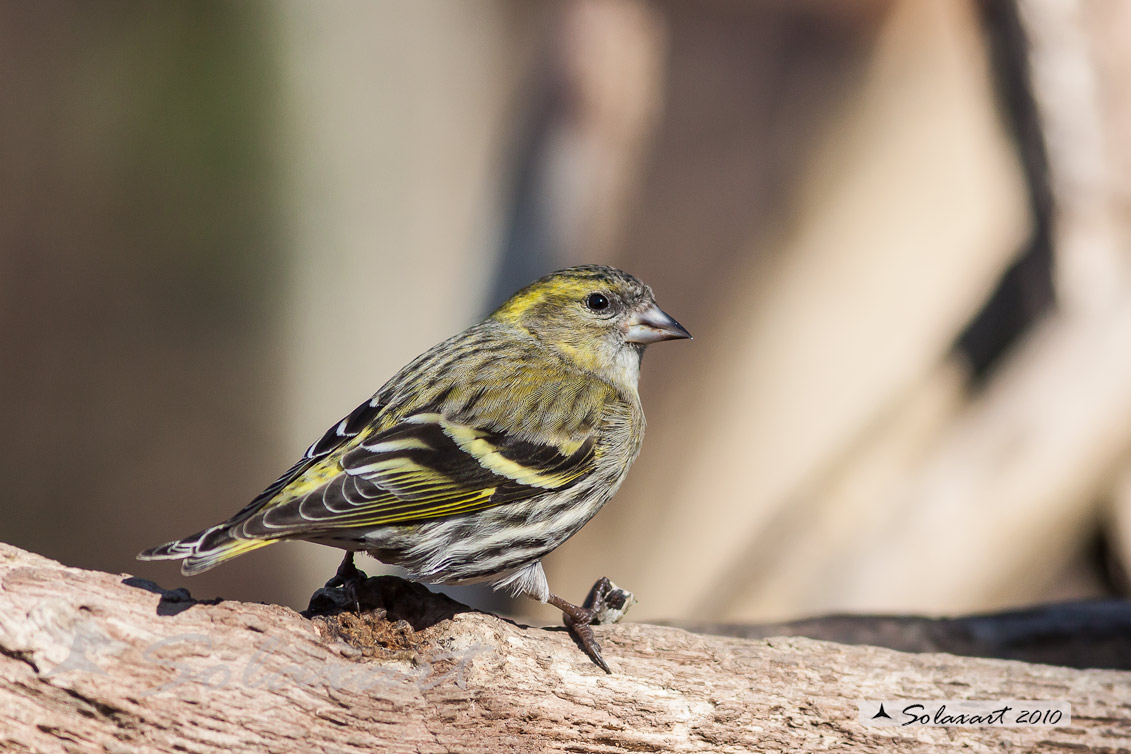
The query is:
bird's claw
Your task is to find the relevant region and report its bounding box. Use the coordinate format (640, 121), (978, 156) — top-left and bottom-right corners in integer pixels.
(306, 552), (369, 616)
(549, 576), (635, 673)
(562, 608), (610, 673)
(584, 576), (637, 626)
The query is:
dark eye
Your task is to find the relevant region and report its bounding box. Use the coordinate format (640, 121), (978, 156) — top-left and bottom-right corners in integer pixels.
(585, 292), (610, 311)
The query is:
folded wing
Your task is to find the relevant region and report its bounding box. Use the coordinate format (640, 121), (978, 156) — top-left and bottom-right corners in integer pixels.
(230, 411), (597, 539)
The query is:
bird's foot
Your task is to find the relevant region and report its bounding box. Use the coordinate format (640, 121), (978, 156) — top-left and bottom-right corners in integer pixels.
(304, 551), (369, 616)
(548, 577), (636, 674)
(583, 576), (637, 626)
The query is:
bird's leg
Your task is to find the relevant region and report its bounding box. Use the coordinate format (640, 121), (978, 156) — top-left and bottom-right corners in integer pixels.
(547, 577), (636, 674)
(323, 551), (368, 614)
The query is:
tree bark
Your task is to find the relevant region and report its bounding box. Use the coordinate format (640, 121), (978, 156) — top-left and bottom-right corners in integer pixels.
(1, 543), (1128, 753)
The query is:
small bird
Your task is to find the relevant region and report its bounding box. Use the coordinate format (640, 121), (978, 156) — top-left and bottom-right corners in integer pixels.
(139, 265), (689, 671)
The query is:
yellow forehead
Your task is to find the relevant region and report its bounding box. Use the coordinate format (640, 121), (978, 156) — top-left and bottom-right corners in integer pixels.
(489, 265), (650, 329)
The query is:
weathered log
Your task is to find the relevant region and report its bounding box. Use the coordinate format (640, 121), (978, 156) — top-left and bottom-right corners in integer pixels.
(1, 543), (1127, 753)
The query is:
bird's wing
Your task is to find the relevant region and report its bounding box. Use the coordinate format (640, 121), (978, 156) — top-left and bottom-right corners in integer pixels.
(217, 396), (386, 525)
(229, 409), (598, 539)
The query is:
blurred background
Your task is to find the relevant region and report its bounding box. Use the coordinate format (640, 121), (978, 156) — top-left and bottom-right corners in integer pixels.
(3, 0), (1130, 626)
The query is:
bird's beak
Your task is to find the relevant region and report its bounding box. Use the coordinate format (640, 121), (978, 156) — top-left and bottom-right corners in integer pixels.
(625, 303), (692, 344)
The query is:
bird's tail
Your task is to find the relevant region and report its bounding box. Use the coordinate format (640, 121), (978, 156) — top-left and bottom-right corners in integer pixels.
(137, 526), (278, 576)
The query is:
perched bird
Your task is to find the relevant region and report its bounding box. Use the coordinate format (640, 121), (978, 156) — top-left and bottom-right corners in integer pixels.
(139, 265), (689, 671)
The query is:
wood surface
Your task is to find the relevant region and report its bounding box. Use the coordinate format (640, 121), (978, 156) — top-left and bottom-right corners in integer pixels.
(2, 543), (1128, 753)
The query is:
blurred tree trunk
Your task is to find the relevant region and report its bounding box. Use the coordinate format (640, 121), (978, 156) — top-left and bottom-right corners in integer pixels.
(540, 0), (1039, 622)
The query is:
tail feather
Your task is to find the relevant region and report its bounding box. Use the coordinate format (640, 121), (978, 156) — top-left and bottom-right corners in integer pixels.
(137, 526), (277, 575)
(137, 538), (199, 561)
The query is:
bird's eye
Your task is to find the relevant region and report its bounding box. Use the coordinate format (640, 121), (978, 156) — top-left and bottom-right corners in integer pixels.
(586, 293), (610, 311)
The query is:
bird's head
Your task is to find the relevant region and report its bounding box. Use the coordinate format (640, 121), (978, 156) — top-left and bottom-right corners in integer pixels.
(491, 265), (690, 389)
